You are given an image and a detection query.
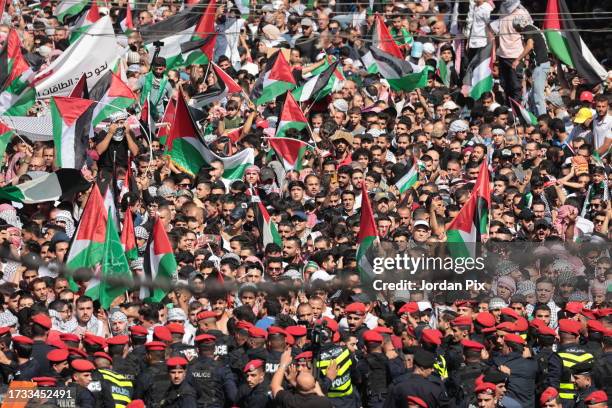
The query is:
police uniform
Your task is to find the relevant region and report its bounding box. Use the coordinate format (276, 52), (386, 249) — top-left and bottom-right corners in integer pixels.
(71, 359), (98, 408)
(492, 334), (537, 408)
(556, 320), (594, 405)
(235, 360), (272, 408)
(357, 333), (390, 408)
(107, 336), (140, 381)
(316, 342), (360, 408)
(160, 357), (197, 408)
(98, 365), (134, 408)
(133, 342), (172, 408)
(31, 314), (54, 376)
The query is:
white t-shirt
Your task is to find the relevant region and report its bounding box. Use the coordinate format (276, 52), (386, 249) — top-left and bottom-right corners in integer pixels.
(593, 114), (611, 150)
(468, 2), (493, 49)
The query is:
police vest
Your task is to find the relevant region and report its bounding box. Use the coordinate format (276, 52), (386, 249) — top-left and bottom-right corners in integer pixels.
(434, 355), (448, 379)
(99, 368), (134, 408)
(557, 351), (593, 400)
(188, 359), (223, 407)
(316, 346), (353, 398)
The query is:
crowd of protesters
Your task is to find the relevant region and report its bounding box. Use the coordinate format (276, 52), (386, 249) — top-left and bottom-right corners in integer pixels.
(0, 0), (611, 407)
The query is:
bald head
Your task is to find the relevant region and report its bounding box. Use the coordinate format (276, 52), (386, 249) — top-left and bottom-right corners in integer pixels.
(296, 372), (316, 393)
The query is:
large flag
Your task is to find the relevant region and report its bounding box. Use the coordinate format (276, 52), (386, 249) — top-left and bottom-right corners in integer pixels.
(66, 184), (106, 292)
(121, 208), (138, 262)
(544, 0), (607, 85)
(142, 217), (177, 302)
(0, 30), (36, 116)
(50, 96), (95, 169)
(0, 121), (13, 164)
(369, 46), (432, 91)
(0, 169), (89, 203)
(250, 50), (296, 105)
(69, 74), (90, 99)
(276, 92), (308, 137)
(157, 98), (176, 140)
(166, 93), (255, 178)
(373, 15), (403, 59)
(54, 0), (89, 23)
(251, 195), (282, 248)
(34, 16), (119, 98)
(88, 71), (137, 126)
(69, 1), (100, 43)
(119, 2), (134, 33)
(463, 43), (494, 100)
(268, 137), (314, 171)
(394, 163), (419, 193)
(182, 0), (217, 66)
(447, 160), (490, 259)
(191, 62), (242, 109)
(356, 182), (380, 281)
(292, 59), (341, 102)
(86, 208), (132, 309)
(509, 98), (537, 126)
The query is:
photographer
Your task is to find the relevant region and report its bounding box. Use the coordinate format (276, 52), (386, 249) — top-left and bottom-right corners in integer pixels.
(94, 111), (139, 174)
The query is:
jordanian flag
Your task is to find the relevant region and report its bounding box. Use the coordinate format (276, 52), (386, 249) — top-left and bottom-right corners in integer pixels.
(89, 71), (137, 126)
(0, 169), (89, 204)
(142, 216), (178, 302)
(268, 137), (314, 171)
(0, 30), (36, 116)
(166, 93), (255, 178)
(250, 50), (296, 105)
(182, 0), (217, 66)
(192, 62), (242, 109)
(394, 163), (419, 193)
(54, 0), (88, 23)
(252, 195), (282, 248)
(292, 59), (341, 102)
(370, 46), (432, 91)
(87, 208), (132, 309)
(544, 0), (607, 85)
(51, 96), (95, 169)
(447, 160), (490, 259)
(121, 207), (138, 262)
(66, 184), (106, 292)
(463, 43), (494, 100)
(69, 1), (100, 43)
(0, 122), (14, 165)
(509, 98), (537, 126)
(356, 181), (380, 282)
(276, 92), (308, 137)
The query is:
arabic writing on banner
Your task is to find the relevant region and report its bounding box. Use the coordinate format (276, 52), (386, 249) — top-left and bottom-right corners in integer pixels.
(36, 62), (109, 98)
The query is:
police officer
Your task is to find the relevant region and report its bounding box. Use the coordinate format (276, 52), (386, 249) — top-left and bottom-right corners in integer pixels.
(444, 316), (473, 374)
(448, 340), (488, 407)
(556, 319), (594, 406)
(71, 359), (98, 408)
(195, 311), (231, 360)
(93, 351), (134, 408)
(236, 359), (272, 408)
(265, 327), (287, 379)
(584, 320), (605, 359)
(357, 330), (390, 408)
(473, 382), (500, 408)
(133, 341), (172, 408)
(188, 333), (238, 408)
(533, 323), (563, 394)
(107, 335), (139, 381)
(492, 334), (537, 408)
(161, 357), (197, 408)
(570, 361), (597, 408)
(125, 325), (149, 375)
(10, 336), (40, 380)
(344, 302), (369, 347)
(30, 313), (54, 376)
(228, 320), (254, 377)
(540, 387), (563, 408)
(420, 329), (448, 380)
(47, 348), (70, 384)
(592, 329), (612, 397)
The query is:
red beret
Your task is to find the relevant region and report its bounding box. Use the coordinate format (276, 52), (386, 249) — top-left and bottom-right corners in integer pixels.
(504, 333), (526, 345)
(67, 347), (88, 358)
(32, 314), (52, 330)
(197, 311), (218, 321)
(565, 302), (583, 315)
(345, 302), (366, 315)
(286, 334), (295, 346)
(0, 327), (11, 336)
(451, 316), (473, 329)
(295, 351), (313, 361)
(514, 317), (528, 332)
(60, 333), (80, 343)
(421, 329), (442, 346)
(71, 359), (95, 372)
(145, 341), (167, 351)
(267, 326), (287, 337)
(539, 387), (558, 406)
(32, 377), (57, 387)
(475, 382), (497, 394)
(496, 322), (516, 332)
(166, 356), (188, 368)
(129, 325), (148, 336)
(194, 334), (216, 344)
(13, 335), (33, 345)
(285, 326), (307, 337)
(461, 339), (485, 351)
(558, 319), (581, 336)
(406, 396), (428, 408)
(501, 308), (519, 320)
(374, 326), (393, 335)
(398, 302), (419, 315)
(107, 335), (130, 346)
(236, 320), (254, 331)
(153, 326), (173, 342)
(248, 327), (268, 339)
(481, 327), (498, 334)
(243, 359), (264, 373)
(537, 325), (557, 337)
(581, 308), (596, 320)
(93, 352), (113, 362)
(47, 348), (69, 363)
(595, 308), (612, 318)
(83, 334), (106, 348)
(475, 312), (496, 328)
(454, 299), (476, 308)
(166, 323), (185, 335)
(321, 317), (339, 333)
(584, 390), (607, 404)
(587, 320), (605, 333)
(530, 318), (546, 329)
(126, 400), (145, 408)
(47, 339), (67, 350)
(363, 330), (384, 344)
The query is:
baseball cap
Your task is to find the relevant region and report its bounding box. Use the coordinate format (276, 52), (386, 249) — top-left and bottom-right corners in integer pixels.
(579, 91), (594, 103)
(574, 107), (593, 124)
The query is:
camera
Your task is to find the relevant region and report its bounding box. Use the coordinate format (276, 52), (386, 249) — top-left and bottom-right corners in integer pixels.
(307, 319), (328, 346)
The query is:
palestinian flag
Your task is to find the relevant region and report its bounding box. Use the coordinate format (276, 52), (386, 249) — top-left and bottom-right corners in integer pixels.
(65, 184), (106, 292)
(447, 160), (490, 259)
(544, 0), (607, 85)
(182, 0), (217, 66)
(292, 59), (341, 102)
(372, 15), (403, 59)
(268, 137), (313, 171)
(370, 46), (432, 91)
(276, 92), (308, 137)
(252, 195), (282, 248)
(394, 163), (419, 193)
(89, 71), (137, 126)
(142, 216), (178, 302)
(0, 122), (14, 165)
(69, 73), (89, 99)
(119, 2), (134, 33)
(356, 181), (380, 282)
(192, 62), (242, 108)
(54, 0), (88, 23)
(166, 93), (255, 178)
(250, 50), (296, 105)
(0, 168), (89, 204)
(0, 30), (36, 116)
(158, 98), (176, 140)
(140, 97), (156, 138)
(51, 96), (95, 169)
(359, 48), (380, 74)
(463, 43), (494, 100)
(69, 1), (100, 43)
(121, 207), (138, 262)
(509, 98), (537, 126)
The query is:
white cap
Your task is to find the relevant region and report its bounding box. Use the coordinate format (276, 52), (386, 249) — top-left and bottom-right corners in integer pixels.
(311, 270), (333, 282)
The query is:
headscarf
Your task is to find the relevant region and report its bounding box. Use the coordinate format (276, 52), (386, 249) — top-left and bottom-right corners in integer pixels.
(554, 205), (578, 239)
(55, 210), (76, 238)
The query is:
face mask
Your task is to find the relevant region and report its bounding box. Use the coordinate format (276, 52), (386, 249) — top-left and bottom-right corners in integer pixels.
(313, 127), (320, 133)
(112, 127), (125, 141)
